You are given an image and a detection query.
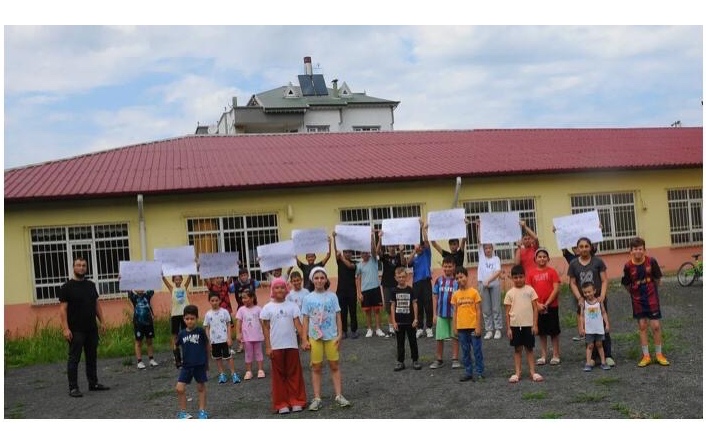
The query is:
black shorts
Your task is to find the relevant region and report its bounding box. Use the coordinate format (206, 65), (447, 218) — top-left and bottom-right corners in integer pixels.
(210, 342), (232, 360)
(134, 322), (155, 341)
(383, 285), (395, 307)
(537, 307), (561, 336)
(171, 315), (186, 335)
(509, 326), (535, 350)
(362, 288), (383, 310)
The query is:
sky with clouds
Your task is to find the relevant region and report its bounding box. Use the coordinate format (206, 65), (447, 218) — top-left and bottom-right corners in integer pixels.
(3, 22), (703, 170)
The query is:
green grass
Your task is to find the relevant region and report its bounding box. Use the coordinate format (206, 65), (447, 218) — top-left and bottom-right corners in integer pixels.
(6, 403), (25, 419)
(594, 376), (620, 386)
(522, 390), (547, 400)
(611, 403), (662, 419)
(539, 412), (563, 419)
(4, 315), (173, 369)
(571, 392), (607, 403)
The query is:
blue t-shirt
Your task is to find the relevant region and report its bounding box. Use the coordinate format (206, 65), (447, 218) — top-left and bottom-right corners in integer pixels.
(432, 275), (458, 318)
(128, 291), (154, 325)
(356, 256), (380, 292)
(411, 247), (432, 282)
(301, 290), (341, 341)
(176, 326), (208, 367)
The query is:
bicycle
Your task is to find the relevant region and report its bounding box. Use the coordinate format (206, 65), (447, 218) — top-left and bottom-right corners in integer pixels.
(677, 253), (703, 287)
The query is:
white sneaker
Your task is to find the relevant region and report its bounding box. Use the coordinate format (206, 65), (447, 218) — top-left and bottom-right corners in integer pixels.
(494, 329), (502, 339)
(137, 361), (146, 369)
(416, 329), (424, 338)
(375, 328), (386, 337)
(483, 331), (493, 340)
(426, 328), (434, 338)
(149, 359), (159, 367)
(365, 328), (373, 338)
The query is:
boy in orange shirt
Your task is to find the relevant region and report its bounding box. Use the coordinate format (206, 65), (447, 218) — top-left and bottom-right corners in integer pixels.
(451, 266), (484, 382)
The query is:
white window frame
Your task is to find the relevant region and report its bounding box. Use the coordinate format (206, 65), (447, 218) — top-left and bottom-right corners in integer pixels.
(463, 197), (537, 265)
(29, 223), (130, 304)
(352, 126), (381, 132)
(186, 214), (279, 283)
(306, 125), (330, 133)
(667, 187), (703, 245)
(570, 192), (637, 253)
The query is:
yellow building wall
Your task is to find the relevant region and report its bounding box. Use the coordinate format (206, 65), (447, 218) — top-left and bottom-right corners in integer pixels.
(4, 168), (702, 337)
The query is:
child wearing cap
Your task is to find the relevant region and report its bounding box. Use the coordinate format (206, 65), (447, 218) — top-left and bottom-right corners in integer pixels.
(525, 247), (561, 365)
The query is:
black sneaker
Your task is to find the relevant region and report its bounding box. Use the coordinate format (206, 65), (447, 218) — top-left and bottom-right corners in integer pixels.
(350, 331), (359, 339)
(394, 362), (405, 372)
(459, 374), (475, 382)
(69, 388), (83, 398)
(88, 383), (110, 391)
(412, 361), (422, 370)
(342, 331), (349, 339)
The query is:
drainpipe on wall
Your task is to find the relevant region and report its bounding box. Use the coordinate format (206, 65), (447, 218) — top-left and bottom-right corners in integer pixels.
(452, 177), (462, 208)
(390, 106), (395, 130)
(137, 194), (147, 261)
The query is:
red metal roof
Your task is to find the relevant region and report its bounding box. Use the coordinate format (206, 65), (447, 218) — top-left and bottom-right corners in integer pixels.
(4, 128), (703, 202)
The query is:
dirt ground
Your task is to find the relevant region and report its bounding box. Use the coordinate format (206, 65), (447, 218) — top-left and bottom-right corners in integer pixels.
(3, 276), (703, 421)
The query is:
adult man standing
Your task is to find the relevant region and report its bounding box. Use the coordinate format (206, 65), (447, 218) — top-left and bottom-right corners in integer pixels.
(59, 257), (110, 397)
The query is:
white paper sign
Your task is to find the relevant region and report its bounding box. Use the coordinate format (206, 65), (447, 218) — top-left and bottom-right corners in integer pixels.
(119, 261), (164, 291)
(198, 252), (240, 278)
(381, 217), (420, 245)
(257, 240), (297, 273)
(553, 211), (604, 249)
(479, 212), (522, 244)
(427, 208), (466, 241)
(292, 228), (329, 254)
(154, 246), (198, 276)
(334, 224), (373, 252)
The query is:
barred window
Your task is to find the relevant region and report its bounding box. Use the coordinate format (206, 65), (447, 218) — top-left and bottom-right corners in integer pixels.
(339, 204), (422, 260)
(463, 198), (537, 265)
(667, 188), (703, 245)
(570, 192), (637, 252)
(30, 223), (130, 303)
(187, 214), (279, 283)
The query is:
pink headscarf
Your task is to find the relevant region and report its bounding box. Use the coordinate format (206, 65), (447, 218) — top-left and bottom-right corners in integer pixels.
(270, 277), (289, 298)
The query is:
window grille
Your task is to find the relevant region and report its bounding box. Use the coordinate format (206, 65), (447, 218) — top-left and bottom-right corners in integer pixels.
(187, 214), (279, 283)
(463, 198), (537, 265)
(570, 192), (637, 252)
(30, 223), (130, 303)
(667, 188), (703, 245)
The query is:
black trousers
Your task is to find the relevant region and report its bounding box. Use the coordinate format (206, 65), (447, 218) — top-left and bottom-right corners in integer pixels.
(396, 324), (419, 362)
(67, 330), (99, 390)
(413, 278), (433, 329)
(337, 292), (358, 334)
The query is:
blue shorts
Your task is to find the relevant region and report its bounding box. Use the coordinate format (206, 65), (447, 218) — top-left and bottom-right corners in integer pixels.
(177, 364), (208, 384)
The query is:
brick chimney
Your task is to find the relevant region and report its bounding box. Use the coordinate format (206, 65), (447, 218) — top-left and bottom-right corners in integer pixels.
(304, 56), (313, 76)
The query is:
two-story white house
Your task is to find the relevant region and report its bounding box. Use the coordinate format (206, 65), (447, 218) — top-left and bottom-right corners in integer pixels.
(196, 56), (400, 135)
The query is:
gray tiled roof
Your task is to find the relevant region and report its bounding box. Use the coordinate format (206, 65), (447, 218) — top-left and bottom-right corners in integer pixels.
(252, 86), (399, 111)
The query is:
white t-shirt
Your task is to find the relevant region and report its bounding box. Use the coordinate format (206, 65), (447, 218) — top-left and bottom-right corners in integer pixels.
(286, 288), (310, 322)
(260, 300), (300, 350)
(478, 253), (502, 287)
(203, 307), (231, 344)
(583, 299), (605, 335)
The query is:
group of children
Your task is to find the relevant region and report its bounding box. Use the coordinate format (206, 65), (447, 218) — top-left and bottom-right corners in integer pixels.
(125, 222), (670, 418)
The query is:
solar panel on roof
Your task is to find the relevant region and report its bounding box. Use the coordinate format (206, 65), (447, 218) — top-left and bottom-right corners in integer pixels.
(298, 75), (316, 96)
(312, 75), (328, 95)
(298, 74), (329, 96)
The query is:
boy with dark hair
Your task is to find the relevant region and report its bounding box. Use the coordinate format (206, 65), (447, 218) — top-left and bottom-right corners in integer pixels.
(175, 304), (210, 419)
(127, 289), (158, 369)
(203, 291), (240, 384)
(431, 237), (467, 269)
(391, 266), (421, 371)
(452, 266), (484, 381)
(429, 255), (460, 369)
(504, 265), (543, 383)
(621, 237), (668, 367)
